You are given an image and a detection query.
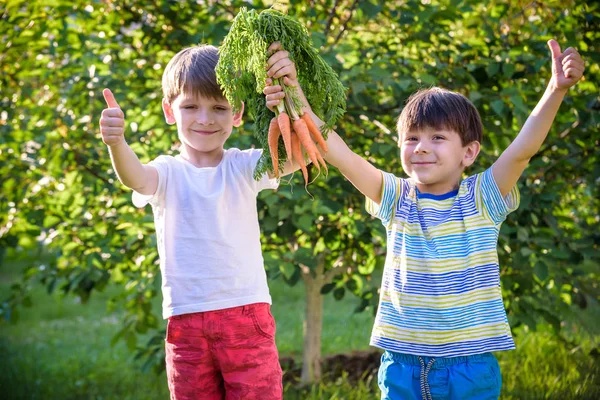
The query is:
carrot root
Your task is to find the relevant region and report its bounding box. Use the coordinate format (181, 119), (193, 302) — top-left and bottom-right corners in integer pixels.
(301, 113), (328, 153)
(292, 118), (321, 171)
(291, 131), (308, 187)
(277, 112), (293, 165)
(268, 117), (281, 178)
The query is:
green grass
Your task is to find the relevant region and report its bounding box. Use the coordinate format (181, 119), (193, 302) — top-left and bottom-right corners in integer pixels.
(498, 328), (600, 399)
(1, 255), (598, 399)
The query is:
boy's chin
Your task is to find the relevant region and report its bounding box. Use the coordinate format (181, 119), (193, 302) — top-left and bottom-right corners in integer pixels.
(412, 176), (451, 189)
(410, 174), (440, 185)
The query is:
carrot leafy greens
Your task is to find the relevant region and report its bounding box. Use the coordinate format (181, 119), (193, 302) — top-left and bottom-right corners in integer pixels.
(216, 8), (346, 183)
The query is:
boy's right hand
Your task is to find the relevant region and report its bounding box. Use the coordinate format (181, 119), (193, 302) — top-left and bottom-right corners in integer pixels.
(100, 88), (126, 147)
(263, 42), (304, 112)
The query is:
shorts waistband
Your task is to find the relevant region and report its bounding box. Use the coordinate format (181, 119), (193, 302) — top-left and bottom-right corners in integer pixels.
(384, 350), (495, 369)
(170, 302), (269, 320)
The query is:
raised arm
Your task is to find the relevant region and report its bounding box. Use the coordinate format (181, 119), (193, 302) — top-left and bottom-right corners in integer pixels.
(99, 89), (158, 195)
(492, 39), (585, 197)
(303, 109), (383, 204)
(264, 44), (383, 203)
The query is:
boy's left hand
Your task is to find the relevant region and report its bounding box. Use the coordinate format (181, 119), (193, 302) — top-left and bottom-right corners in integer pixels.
(266, 41), (298, 85)
(264, 42), (298, 111)
(548, 39), (585, 92)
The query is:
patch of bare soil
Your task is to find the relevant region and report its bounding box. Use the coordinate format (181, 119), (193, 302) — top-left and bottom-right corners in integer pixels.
(280, 350), (382, 386)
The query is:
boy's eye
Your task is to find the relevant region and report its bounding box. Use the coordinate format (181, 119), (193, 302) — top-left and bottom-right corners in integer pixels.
(215, 106), (228, 111)
(405, 137), (418, 142)
(183, 105), (196, 109)
(433, 135), (445, 140)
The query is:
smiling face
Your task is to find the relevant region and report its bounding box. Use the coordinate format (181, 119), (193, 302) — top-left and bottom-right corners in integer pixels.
(396, 87), (484, 194)
(160, 45), (244, 167)
(162, 93), (243, 167)
(400, 127), (480, 194)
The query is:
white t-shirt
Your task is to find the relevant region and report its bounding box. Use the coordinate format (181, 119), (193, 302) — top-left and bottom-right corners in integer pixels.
(132, 148), (279, 319)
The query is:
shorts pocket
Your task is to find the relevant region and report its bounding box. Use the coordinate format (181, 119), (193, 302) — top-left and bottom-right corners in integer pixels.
(450, 357), (501, 399)
(250, 304), (276, 339)
(165, 318), (174, 343)
(165, 315), (193, 344)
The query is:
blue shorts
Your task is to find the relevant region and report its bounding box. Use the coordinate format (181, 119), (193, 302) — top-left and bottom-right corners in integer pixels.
(378, 351), (502, 400)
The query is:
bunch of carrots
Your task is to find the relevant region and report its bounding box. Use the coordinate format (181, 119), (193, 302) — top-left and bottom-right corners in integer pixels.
(268, 90), (328, 185)
(216, 8), (346, 185)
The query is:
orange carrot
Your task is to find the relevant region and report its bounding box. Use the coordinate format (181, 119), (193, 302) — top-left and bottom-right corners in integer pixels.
(291, 131), (308, 187)
(293, 118), (327, 172)
(268, 117), (281, 178)
(301, 113), (328, 152)
(314, 148), (328, 178)
(277, 112), (293, 164)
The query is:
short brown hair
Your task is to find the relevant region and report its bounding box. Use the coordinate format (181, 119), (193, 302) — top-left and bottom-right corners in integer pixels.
(162, 45), (224, 104)
(397, 87), (483, 145)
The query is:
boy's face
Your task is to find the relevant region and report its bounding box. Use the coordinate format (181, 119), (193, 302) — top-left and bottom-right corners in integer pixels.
(399, 127), (480, 194)
(162, 92), (243, 157)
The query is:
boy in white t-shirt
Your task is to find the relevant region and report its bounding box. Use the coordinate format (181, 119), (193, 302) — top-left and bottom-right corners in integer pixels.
(99, 43), (299, 400)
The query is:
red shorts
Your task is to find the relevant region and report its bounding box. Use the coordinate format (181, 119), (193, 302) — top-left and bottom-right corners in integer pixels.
(165, 303), (283, 400)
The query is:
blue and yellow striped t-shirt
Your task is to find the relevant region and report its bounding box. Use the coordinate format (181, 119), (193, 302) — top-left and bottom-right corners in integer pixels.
(366, 167), (520, 357)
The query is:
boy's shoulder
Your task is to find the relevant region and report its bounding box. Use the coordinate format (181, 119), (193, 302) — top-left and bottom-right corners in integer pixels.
(455, 169), (489, 199)
(226, 147), (262, 158)
(460, 167), (494, 191)
(460, 172), (480, 189)
(147, 149), (262, 164)
(224, 147), (265, 167)
(145, 148), (265, 173)
(148, 153), (176, 163)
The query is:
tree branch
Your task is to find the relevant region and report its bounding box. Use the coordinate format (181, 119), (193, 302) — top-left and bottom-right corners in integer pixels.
(323, 0), (341, 38)
(508, 1), (540, 22)
(333, 0), (360, 45)
(323, 252), (348, 282)
(68, 140), (120, 189)
(211, 0), (237, 19)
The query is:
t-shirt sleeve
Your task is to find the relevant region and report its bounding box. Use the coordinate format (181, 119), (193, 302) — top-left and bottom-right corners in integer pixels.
(238, 148), (279, 193)
(365, 171), (405, 226)
(473, 167), (520, 224)
(132, 155), (170, 208)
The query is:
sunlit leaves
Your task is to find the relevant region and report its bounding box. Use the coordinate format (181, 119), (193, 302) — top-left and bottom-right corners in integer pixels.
(1, 0), (598, 376)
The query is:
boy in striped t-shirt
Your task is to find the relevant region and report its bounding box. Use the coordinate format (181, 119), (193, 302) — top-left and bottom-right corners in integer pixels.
(265, 40), (585, 399)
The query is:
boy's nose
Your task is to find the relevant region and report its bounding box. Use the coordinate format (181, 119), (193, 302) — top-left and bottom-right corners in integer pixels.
(196, 111), (214, 125)
(414, 142), (429, 153)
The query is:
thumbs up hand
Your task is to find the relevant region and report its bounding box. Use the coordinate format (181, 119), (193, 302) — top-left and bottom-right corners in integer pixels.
(547, 40), (585, 92)
(100, 88), (126, 147)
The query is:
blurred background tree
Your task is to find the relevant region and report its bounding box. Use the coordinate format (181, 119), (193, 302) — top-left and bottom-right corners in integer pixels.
(1, 0), (598, 388)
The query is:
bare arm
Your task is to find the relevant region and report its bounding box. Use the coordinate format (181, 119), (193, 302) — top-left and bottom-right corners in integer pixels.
(492, 40), (585, 197)
(263, 43), (382, 202)
(264, 74), (383, 204)
(263, 43), (311, 180)
(304, 109), (383, 204)
(100, 89), (158, 195)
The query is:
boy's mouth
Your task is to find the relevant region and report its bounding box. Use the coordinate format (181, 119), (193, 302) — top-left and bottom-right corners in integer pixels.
(192, 129), (219, 135)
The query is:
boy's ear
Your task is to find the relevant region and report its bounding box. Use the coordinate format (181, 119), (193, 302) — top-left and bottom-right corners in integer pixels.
(162, 98), (176, 125)
(232, 101), (245, 127)
(462, 141), (481, 167)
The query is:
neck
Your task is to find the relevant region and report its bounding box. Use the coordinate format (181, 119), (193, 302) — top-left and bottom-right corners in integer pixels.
(179, 145), (224, 168)
(415, 181), (460, 195)
(414, 171), (462, 195)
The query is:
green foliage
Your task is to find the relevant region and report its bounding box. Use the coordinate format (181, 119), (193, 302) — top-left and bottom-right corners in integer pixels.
(216, 7), (346, 177)
(1, 0), (598, 378)
(1, 258), (598, 398)
(497, 327), (600, 399)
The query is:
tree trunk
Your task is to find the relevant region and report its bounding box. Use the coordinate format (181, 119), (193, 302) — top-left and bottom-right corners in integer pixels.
(300, 270), (324, 384)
